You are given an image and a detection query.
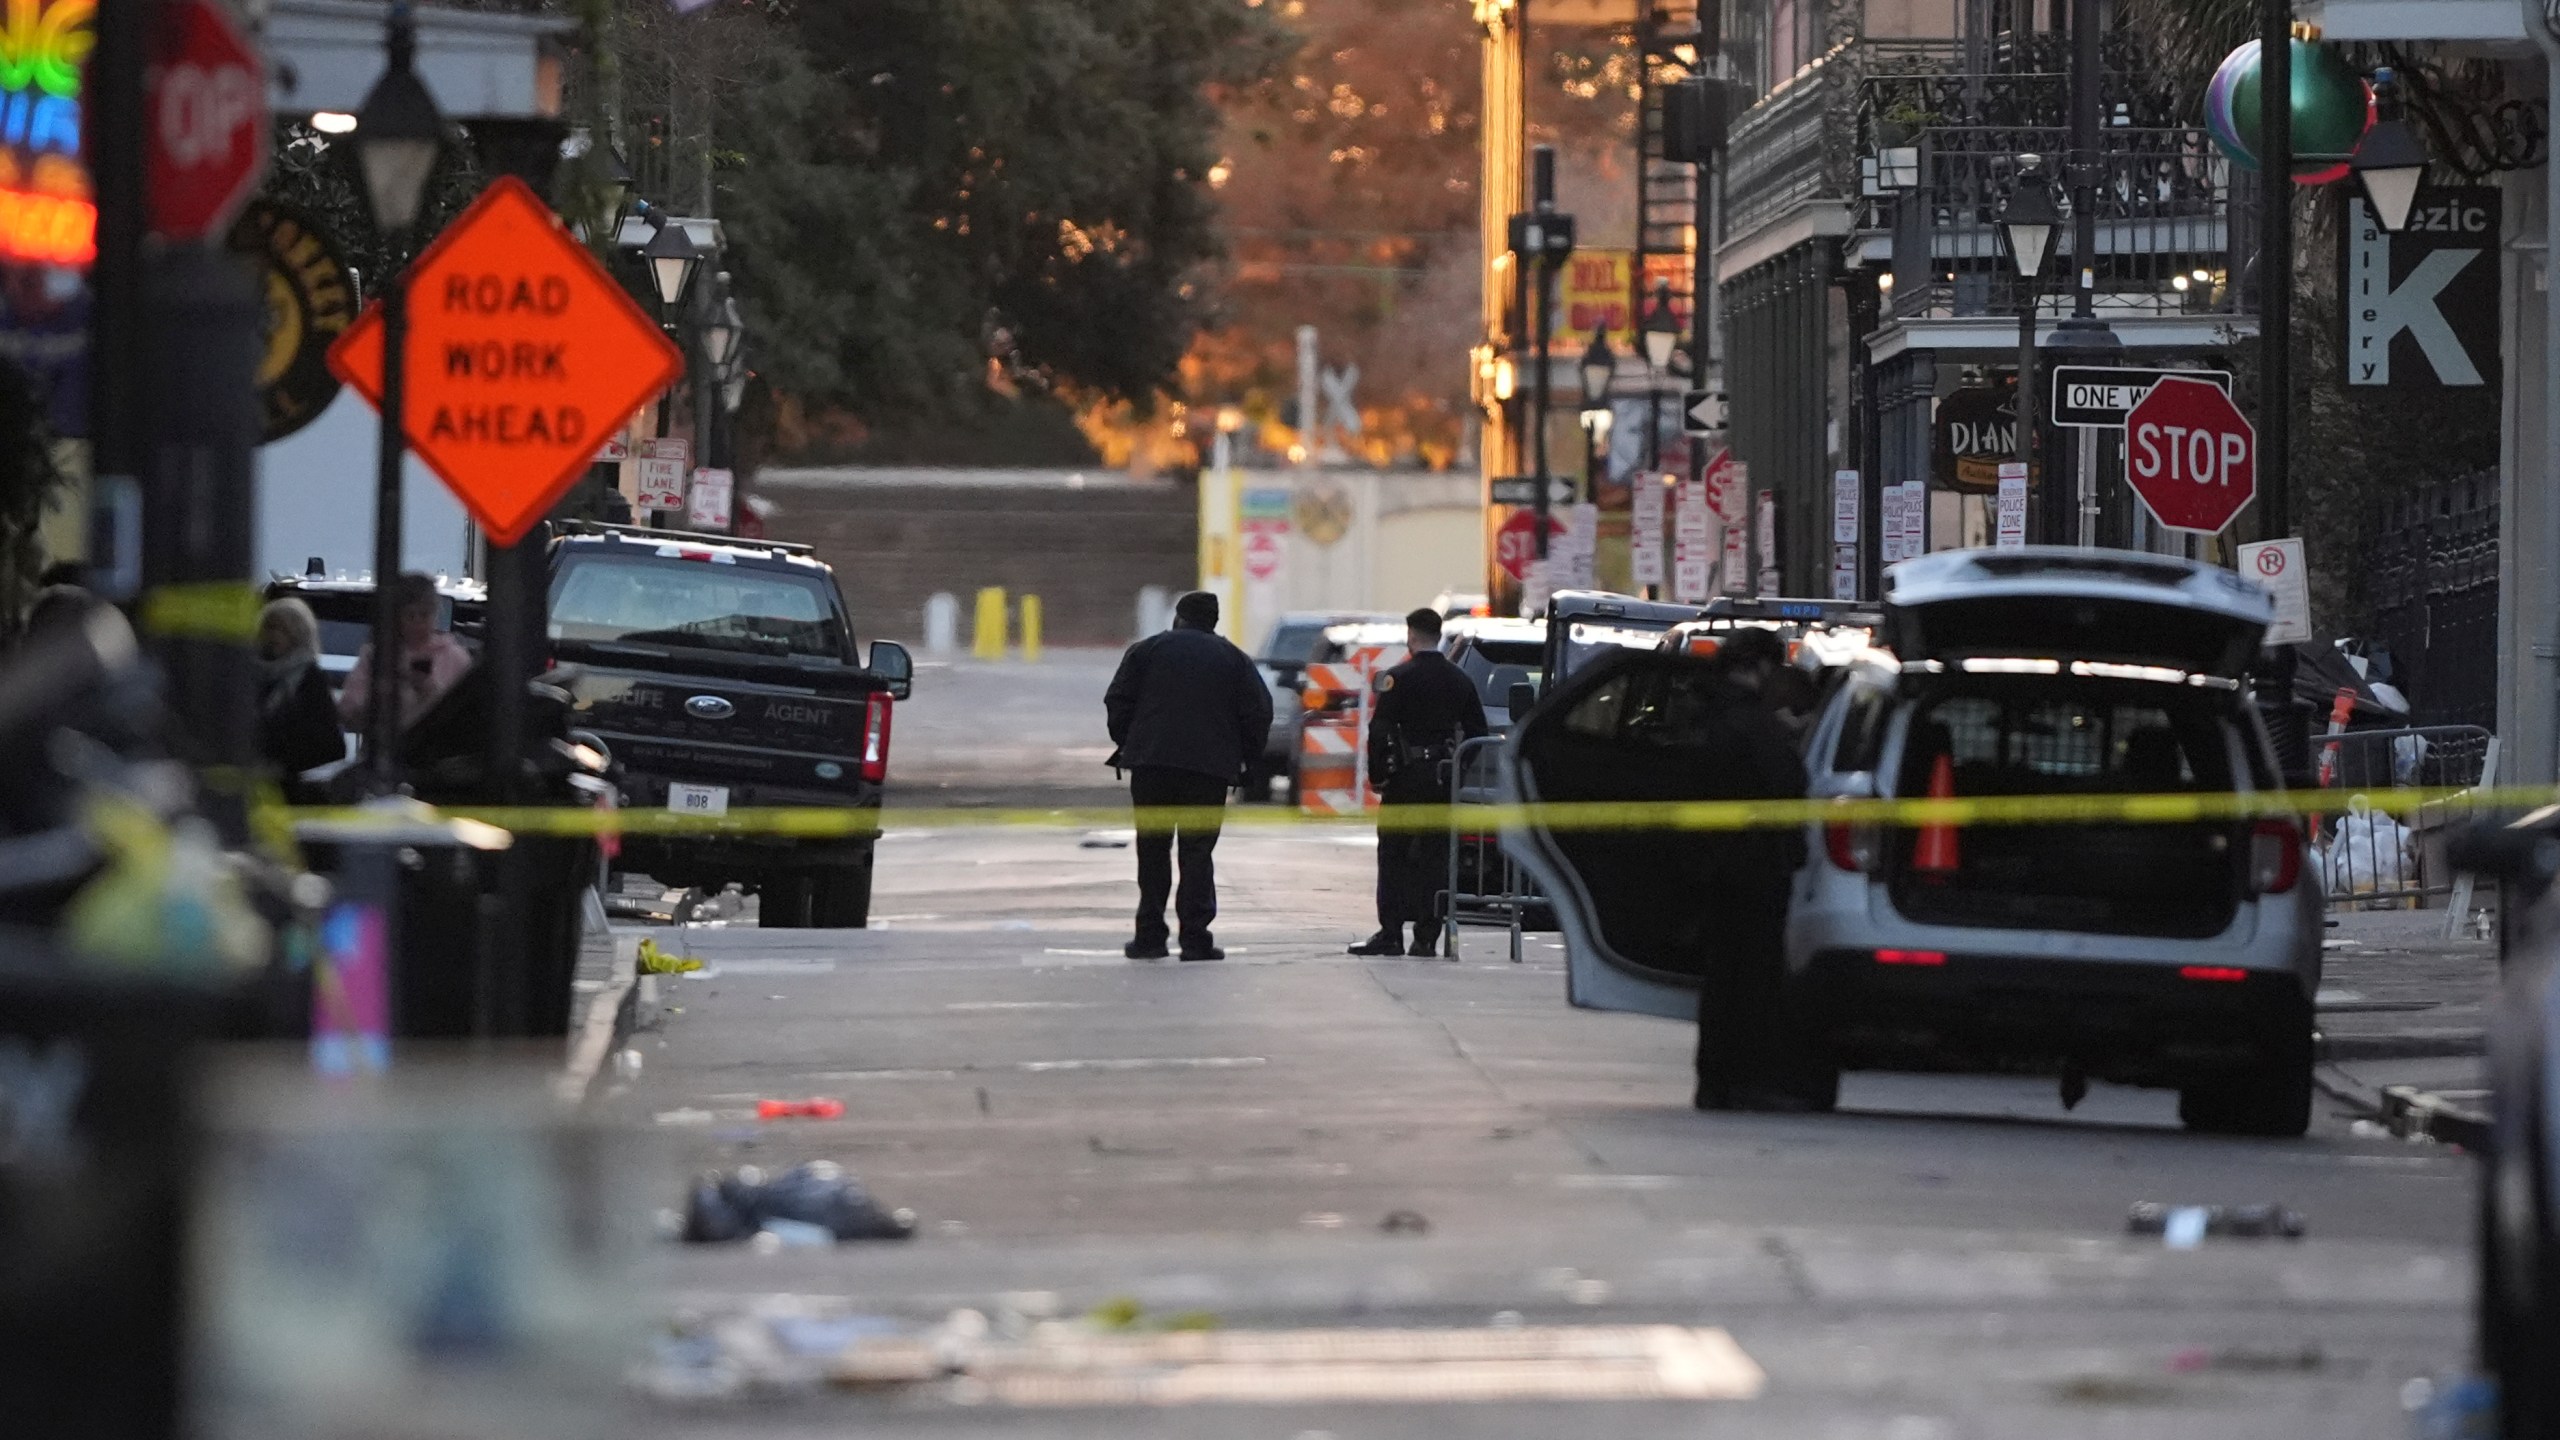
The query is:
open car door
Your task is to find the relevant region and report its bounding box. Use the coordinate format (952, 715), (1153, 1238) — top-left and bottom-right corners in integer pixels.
(1498, 647), (1780, 1020)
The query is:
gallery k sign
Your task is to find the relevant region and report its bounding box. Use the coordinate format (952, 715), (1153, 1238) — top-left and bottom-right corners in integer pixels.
(2344, 188), (2500, 388)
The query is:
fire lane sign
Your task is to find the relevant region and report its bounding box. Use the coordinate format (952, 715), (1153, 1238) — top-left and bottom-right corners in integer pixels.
(329, 177), (686, 546)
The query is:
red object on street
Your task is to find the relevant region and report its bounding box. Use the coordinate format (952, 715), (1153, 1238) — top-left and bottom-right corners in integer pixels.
(756, 1098), (845, 1120)
(147, 0), (268, 242)
(1911, 752), (1961, 875)
(2123, 375), (2257, 534)
(1492, 508), (1564, 582)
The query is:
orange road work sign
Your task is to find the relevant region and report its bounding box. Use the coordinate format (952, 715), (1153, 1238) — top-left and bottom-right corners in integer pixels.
(328, 176), (683, 546)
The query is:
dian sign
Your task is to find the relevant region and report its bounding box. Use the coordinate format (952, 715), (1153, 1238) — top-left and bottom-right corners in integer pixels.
(147, 0), (267, 242)
(329, 177), (685, 546)
(2124, 375), (2256, 534)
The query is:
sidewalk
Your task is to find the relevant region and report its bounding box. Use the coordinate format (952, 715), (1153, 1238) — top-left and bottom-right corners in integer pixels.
(2317, 908), (2497, 1060)
(2313, 908), (2497, 1131)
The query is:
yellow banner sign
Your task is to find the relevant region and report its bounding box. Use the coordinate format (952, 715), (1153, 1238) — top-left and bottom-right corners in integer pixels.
(1557, 249), (1635, 351)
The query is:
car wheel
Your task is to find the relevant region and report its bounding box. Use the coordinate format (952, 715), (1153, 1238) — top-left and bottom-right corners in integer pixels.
(810, 863), (873, 929)
(758, 875), (813, 929)
(2177, 1015), (2313, 1137)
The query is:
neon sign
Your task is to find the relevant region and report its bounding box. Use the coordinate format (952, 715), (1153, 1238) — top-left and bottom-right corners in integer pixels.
(0, 0), (93, 266)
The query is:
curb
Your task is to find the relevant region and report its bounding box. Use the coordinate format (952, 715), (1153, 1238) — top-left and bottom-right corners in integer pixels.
(558, 921), (641, 1105)
(2317, 1030), (2486, 1062)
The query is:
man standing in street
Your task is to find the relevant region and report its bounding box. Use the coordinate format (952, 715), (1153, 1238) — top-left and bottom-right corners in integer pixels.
(1681, 627), (1816, 1110)
(1349, 608), (1486, 957)
(1105, 591), (1273, 961)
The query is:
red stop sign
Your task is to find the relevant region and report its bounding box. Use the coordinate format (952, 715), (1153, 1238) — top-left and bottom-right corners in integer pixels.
(148, 0), (268, 242)
(1493, 508), (1565, 581)
(2124, 375), (2257, 533)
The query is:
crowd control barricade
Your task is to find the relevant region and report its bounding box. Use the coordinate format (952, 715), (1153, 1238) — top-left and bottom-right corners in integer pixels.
(1442, 735), (1530, 962)
(2311, 723), (2498, 931)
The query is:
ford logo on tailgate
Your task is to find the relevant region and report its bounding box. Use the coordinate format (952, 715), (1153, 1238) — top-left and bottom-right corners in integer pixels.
(684, 695), (737, 720)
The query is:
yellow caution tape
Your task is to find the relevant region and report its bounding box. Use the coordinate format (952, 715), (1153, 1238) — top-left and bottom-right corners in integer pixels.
(140, 581), (262, 644)
(269, 784), (2547, 839)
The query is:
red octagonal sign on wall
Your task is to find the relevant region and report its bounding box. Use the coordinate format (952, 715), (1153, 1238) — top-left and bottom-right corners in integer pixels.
(148, 0), (269, 242)
(2124, 374), (2256, 534)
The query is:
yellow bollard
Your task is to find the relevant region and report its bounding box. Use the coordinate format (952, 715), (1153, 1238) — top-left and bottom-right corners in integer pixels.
(973, 587), (1008, 660)
(1018, 594), (1043, 663)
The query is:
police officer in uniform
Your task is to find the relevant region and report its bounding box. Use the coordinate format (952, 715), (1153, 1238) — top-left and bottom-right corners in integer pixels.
(1349, 608), (1487, 957)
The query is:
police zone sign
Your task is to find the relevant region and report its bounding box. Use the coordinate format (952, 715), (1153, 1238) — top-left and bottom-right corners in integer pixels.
(2344, 188), (2500, 388)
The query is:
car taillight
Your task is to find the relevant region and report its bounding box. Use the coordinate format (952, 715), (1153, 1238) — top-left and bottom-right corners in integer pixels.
(1824, 821), (1874, 872)
(2248, 819), (2301, 894)
(860, 691), (893, 782)
(1875, 949), (1946, 966)
(2179, 965), (2249, 982)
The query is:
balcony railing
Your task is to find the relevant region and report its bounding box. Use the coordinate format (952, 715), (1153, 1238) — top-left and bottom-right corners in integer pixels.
(1857, 124), (2257, 321)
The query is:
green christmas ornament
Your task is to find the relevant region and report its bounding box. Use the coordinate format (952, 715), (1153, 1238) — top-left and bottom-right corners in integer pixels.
(2205, 38), (2374, 183)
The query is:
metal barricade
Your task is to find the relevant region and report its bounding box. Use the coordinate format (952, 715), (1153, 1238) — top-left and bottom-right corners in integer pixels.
(2311, 723), (2498, 927)
(1441, 735), (1532, 962)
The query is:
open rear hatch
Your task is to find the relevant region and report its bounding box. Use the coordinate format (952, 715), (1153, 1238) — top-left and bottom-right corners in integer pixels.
(1884, 547), (2272, 678)
(1878, 675), (2254, 938)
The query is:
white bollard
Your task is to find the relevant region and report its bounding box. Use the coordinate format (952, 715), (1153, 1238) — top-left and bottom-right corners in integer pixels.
(923, 592), (959, 656)
(1135, 585), (1172, 639)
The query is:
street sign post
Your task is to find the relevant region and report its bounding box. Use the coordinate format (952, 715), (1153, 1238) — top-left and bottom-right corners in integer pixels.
(147, 0), (267, 242)
(2048, 366), (2231, 428)
(328, 177), (687, 545)
(1994, 462), (2028, 547)
(1488, 475), (1574, 507)
(1683, 389), (1728, 434)
(2237, 537), (2312, 643)
(2123, 375), (2257, 534)
(636, 439), (689, 512)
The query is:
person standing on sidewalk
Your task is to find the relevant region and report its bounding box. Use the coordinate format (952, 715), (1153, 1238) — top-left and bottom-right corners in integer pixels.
(1349, 608), (1486, 957)
(1104, 591), (1273, 961)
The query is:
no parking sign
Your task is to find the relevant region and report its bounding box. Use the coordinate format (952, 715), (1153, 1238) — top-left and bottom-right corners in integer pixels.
(2237, 537), (2311, 644)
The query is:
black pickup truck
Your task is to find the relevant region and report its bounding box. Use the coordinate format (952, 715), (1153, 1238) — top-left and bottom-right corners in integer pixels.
(545, 523), (912, 928)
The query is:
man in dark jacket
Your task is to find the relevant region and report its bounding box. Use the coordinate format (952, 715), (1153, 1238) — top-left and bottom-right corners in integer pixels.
(1350, 608), (1487, 956)
(1104, 591), (1274, 960)
(1685, 627), (1817, 1111)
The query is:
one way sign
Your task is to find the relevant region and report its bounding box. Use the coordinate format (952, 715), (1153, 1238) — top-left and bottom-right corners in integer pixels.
(1683, 389), (1729, 434)
(2344, 187), (2500, 389)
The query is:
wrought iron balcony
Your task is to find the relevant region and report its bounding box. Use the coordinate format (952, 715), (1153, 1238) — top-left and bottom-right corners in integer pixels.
(1853, 123), (2258, 323)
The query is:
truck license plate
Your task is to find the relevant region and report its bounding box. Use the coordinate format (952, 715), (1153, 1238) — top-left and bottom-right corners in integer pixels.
(667, 783), (730, 816)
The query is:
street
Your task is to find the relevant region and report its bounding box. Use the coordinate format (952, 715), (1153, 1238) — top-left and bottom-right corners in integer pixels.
(604, 651), (2481, 1438)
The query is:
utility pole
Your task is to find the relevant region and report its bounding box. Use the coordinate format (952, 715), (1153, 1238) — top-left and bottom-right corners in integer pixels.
(86, 0), (151, 608)
(2047, 0), (2122, 545)
(2258, 0), (2294, 541)
(1528, 146), (1562, 562)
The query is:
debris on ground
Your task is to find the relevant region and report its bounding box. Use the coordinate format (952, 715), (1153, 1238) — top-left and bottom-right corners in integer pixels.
(638, 938), (704, 974)
(1379, 1208), (1429, 1235)
(757, 1097), (845, 1120)
(2125, 1202), (2307, 1245)
(679, 1161), (915, 1244)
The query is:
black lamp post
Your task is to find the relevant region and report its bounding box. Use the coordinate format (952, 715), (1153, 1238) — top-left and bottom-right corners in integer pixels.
(642, 219), (702, 444)
(1999, 154), (2061, 540)
(1640, 282), (1679, 470)
(1578, 327), (1615, 505)
(353, 0), (445, 782)
(2352, 67), (2430, 233)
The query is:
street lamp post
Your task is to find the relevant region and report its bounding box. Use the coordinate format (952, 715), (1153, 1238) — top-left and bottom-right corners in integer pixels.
(642, 218), (704, 449)
(352, 0), (446, 782)
(1999, 155), (2061, 540)
(1640, 282), (1678, 472)
(2349, 68), (2430, 233)
(1578, 327), (1615, 506)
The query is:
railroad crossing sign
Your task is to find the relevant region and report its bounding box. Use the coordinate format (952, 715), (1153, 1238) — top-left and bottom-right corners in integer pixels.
(148, 0), (268, 242)
(329, 176), (686, 546)
(1493, 508), (1564, 581)
(2123, 375), (2256, 534)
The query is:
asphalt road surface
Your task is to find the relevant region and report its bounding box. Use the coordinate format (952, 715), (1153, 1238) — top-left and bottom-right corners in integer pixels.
(608, 652), (2477, 1438)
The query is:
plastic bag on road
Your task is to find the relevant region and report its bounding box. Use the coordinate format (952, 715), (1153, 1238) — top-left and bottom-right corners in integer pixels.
(681, 1161), (915, 1244)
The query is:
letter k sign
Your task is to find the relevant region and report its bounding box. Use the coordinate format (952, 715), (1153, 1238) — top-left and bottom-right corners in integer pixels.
(2348, 219), (2485, 386)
